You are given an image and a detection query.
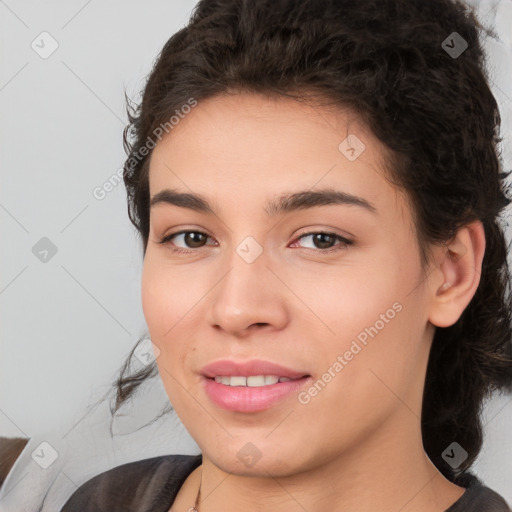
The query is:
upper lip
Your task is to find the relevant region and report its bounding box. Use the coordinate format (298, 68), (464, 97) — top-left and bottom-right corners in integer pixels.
(201, 359), (309, 379)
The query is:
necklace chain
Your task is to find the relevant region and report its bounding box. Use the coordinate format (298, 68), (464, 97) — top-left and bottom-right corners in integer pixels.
(191, 467), (202, 512)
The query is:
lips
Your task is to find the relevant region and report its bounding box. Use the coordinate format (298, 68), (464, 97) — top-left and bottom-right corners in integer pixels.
(200, 359), (309, 380)
(200, 359), (312, 412)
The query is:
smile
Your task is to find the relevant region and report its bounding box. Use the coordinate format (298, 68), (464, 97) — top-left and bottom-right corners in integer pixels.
(203, 374), (311, 412)
(213, 375), (295, 386)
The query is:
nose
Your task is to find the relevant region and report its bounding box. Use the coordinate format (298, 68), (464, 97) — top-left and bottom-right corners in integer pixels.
(206, 244), (289, 338)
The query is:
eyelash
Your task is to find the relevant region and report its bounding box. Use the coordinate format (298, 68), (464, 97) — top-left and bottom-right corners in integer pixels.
(157, 230), (354, 255)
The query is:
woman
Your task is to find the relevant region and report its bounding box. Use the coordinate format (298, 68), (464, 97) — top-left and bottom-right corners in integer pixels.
(61, 0), (512, 510)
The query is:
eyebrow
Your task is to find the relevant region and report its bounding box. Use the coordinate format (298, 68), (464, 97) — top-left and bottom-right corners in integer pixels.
(149, 188), (377, 217)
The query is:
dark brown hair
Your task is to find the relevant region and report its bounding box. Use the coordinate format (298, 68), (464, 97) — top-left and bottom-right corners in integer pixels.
(110, 0), (512, 483)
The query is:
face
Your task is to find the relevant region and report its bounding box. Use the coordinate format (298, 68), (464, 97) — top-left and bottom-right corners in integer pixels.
(141, 92), (435, 477)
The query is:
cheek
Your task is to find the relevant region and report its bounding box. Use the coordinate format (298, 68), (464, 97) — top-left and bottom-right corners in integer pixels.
(141, 254), (208, 367)
(141, 258), (165, 334)
(297, 253), (424, 383)
(291, 261), (402, 341)
(316, 285), (427, 422)
(141, 254), (189, 332)
(141, 260), (194, 399)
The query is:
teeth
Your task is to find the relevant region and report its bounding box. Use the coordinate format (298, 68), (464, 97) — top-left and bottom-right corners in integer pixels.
(214, 376), (232, 385)
(229, 376), (247, 386)
(213, 375), (295, 387)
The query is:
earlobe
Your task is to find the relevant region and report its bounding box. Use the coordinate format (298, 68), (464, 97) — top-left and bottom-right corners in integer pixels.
(428, 221), (486, 328)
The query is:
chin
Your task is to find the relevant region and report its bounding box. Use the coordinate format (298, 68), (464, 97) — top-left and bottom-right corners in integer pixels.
(201, 437), (316, 478)
(211, 451), (302, 478)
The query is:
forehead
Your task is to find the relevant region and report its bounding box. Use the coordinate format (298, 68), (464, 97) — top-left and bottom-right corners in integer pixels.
(152, 92), (374, 152)
(147, 92), (410, 222)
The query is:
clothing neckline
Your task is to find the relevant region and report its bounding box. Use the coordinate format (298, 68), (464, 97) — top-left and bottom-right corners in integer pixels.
(170, 455), (480, 512)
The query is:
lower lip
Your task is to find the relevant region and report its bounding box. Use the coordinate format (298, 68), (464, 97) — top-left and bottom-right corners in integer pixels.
(203, 376), (311, 412)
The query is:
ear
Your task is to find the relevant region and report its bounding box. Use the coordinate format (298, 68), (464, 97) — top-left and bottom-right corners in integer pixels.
(427, 220), (486, 328)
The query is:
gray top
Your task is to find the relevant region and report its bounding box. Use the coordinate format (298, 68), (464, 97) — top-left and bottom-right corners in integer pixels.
(60, 454), (511, 511)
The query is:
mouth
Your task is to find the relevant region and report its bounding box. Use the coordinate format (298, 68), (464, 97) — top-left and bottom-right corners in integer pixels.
(200, 360), (312, 412)
(201, 358), (309, 380)
(210, 375), (306, 386)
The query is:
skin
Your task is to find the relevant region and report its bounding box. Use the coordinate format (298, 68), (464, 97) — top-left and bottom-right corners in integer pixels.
(140, 92), (485, 512)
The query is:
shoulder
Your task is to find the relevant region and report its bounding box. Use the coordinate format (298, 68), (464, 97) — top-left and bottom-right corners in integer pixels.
(447, 472), (511, 512)
(60, 453), (202, 512)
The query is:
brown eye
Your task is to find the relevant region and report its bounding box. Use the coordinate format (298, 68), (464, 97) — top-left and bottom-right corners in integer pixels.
(158, 230), (213, 253)
(293, 231), (353, 253)
(180, 232), (208, 248)
(304, 233), (336, 249)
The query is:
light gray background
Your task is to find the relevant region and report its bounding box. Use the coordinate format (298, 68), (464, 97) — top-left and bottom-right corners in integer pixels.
(1, 0), (511, 507)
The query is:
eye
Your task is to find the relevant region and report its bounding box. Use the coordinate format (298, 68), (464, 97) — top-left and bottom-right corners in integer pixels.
(291, 231), (353, 254)
(158, 229), (353, 255)
(157, 230), (214, 254)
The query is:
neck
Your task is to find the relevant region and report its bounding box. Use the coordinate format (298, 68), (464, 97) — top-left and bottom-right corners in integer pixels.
(192, 411), (465, 512)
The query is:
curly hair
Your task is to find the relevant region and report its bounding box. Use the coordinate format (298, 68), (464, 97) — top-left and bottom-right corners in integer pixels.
(109, 0), (512, 483)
